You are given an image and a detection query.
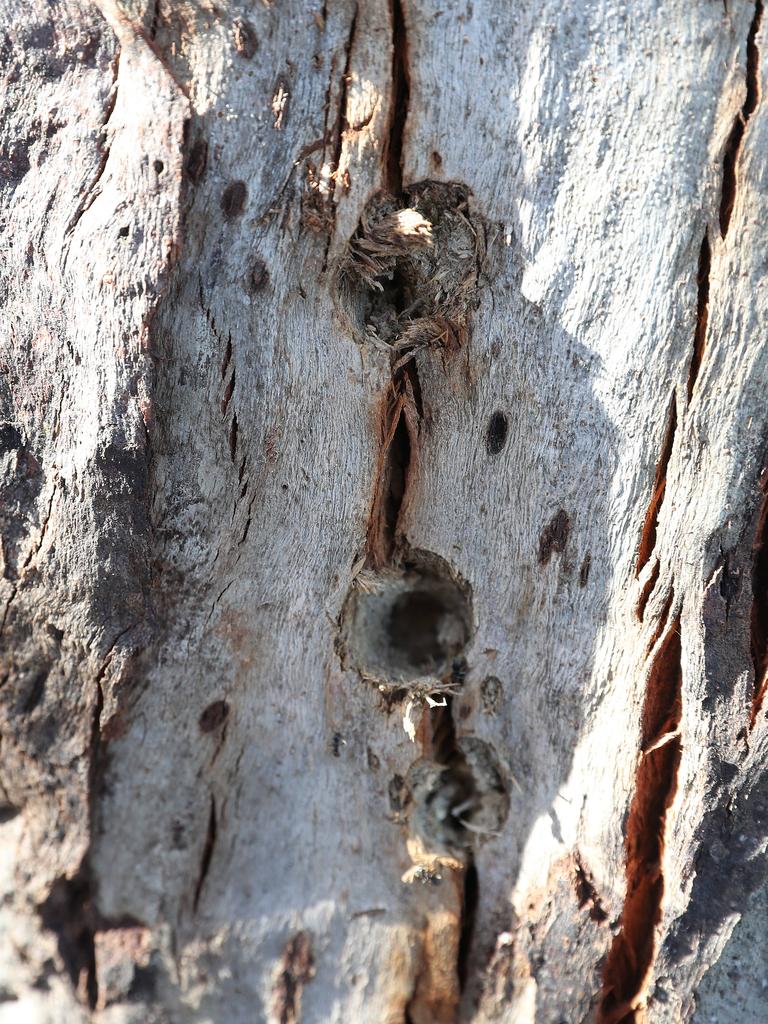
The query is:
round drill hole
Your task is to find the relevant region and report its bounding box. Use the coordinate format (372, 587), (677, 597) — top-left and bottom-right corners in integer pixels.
(340, 554), (472, 683)
(388, 589), (463, 673)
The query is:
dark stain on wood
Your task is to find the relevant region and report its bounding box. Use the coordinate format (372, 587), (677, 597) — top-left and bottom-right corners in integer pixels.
(186, 137), (208, 184)
(250, 257), (269, 291)
(538, 510), (570, 566)
(272, 931), (315, 1024)
(579, 552), (592, 589)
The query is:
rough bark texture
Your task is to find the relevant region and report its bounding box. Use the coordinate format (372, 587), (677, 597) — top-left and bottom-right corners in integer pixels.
(1, 1), (767, 1022)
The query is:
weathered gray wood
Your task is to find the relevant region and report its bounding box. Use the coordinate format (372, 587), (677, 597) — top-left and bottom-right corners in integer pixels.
(1, 1), (767, 1022)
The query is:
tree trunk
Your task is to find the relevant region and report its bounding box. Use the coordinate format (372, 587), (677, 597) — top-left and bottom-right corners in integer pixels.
(1, 1), (767, 1021)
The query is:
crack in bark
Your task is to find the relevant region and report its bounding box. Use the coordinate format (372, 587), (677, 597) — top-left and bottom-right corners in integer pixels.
(330, 6), (358, 202)
(192, 795), (217, 912)
(749, 469), (768, 725)
(64, 48), (121, 244)
(200, 282), (239, 466)
(228, 414), (238, 463)
(686, 231), (711, 402)
(646, 585), (675, 656)
(95, 0), (191, 100)
(148, 0), (161, 41)
(384, 0), (410, 194)
(34, 635), (119, 1011)
(574, 853), (608, 924)
(366, 378), (417, 568)
(636, 395), (677, 576)
(598, 616), (683, 1024)
(457, 862), (479, 991)
(636, 559), (660, 622)
(0, 475), (58, 635)
(337, 7), (494, 1008)
(719, 0), (763, 238)
(319, 7), (360, 268)
(220, 337), (235, 415)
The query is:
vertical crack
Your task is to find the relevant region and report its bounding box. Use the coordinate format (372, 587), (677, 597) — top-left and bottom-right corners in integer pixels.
(384, 0), (410, 195)
(687, 2), (761, 414)
(719, 0), (763, 238)
(403, 693), (504, 1023)
(64, 48), (121, 243)
(338, 34), (487, 998)
(317, 5), (359, 265)
(636, 560), (660, 622)
(749, 470), (768, 726)
(636, 396), (677, 576)
(597, 617), (683, 1024)
(367, 389), (412, 568)
(457, 862), (479, 992)
(364, 0), (415, 566)
(686, 232), (711, 402)
(193, 795), (217, 912)
(329, 5), (358, 205)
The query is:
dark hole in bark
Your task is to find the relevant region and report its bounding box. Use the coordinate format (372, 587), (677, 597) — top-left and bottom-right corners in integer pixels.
(485, 410), (509, 455)
(341, 553), (472, 682)
(233, 17), (258, 59)
(0, 424), (22, 451)
(0, 804), (19, 823)
(118, 226), (129, 237)
(127, 962), (158, 1000)
(199, 700), (229, 733)
(388, 589), (458, 671)
(221, 180), (247, 218)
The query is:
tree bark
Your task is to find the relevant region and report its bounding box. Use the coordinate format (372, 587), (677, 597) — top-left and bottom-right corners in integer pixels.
(1, 1), (767, 1022)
